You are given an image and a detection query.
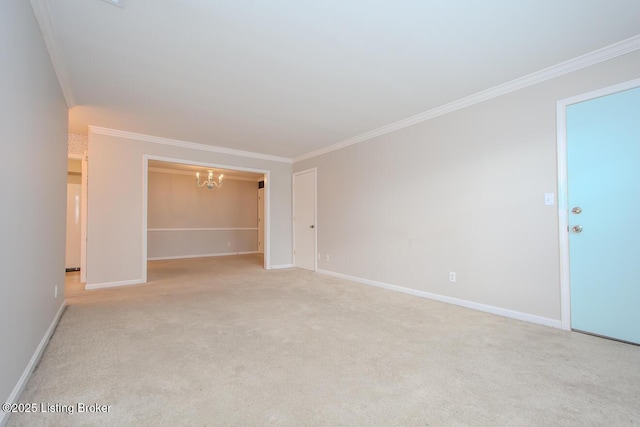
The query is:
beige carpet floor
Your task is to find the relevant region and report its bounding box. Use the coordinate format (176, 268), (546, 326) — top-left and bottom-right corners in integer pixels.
(8, 255), (640, 426)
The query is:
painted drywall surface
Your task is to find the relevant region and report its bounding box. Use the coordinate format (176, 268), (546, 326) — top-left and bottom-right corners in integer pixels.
(148, 230), (258, 259)
(87, 133), (292, 285)
(67, 173), (82, 185)
(147, 172), (259, 258)
(68, 133), (88, 156)
(67, 158), (82, 173)
(148, 173), (258, 228)
(295, 51), (640, 321)
(0, 0), (67, 408)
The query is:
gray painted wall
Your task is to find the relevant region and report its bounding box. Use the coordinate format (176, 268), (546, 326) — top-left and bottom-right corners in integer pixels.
(147, 172), (259, 258)
(87, 131), (292, 286)
(295, 51), (640, 323)
(0, 0), (68, 412)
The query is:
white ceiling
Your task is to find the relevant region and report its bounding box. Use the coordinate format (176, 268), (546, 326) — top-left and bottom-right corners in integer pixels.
(37, 0), (640, 158)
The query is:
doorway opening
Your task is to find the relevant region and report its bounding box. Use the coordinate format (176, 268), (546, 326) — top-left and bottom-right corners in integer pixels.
(142, 156), (269, 283)
(66, 152), (88, 295)
(66, 158), (82, 272)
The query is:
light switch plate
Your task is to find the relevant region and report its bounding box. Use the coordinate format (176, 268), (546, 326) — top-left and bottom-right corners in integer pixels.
(544, 193), (555, 206)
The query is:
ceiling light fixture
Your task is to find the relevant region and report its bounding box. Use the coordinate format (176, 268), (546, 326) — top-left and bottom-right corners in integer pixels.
(196, 171), (223, 190)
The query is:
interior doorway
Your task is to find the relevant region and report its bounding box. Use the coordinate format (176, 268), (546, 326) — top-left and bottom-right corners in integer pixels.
(65, 152), (88, 295)
(142, 156), (270, 282)
(66, 158), (82, 271)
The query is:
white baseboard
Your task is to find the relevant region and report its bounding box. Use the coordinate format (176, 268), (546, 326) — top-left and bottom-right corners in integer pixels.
(317, 269), (562, 329)
(147, 251), (259, 261)
(85, 278), (144, 290)
(0, 301), (66, 427)
(269, 264), (294, 270)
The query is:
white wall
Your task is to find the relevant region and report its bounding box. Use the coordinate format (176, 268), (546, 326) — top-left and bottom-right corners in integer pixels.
(147, 172), (259, 259)
(87, 131), (292, 287)
(294, 50), (640, 323)
(0, 0), (67, 417)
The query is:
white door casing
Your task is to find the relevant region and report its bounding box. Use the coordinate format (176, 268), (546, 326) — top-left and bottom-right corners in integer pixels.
(80, 153), (88, 282)
(258, 187), (264, 254)
(141, 155), (272, 279)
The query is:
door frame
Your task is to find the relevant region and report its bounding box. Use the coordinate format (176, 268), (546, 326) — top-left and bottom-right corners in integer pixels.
(258, 187), (265, 254)
(68, 153), (88, 283)
(142, 154), (271, 282)
(556, 77), (640, 331)
(292, 168), (317, 271)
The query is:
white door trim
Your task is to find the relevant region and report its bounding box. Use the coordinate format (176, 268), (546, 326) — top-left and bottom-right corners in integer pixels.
(292, 168), (317, 271)
(142, 155), (271, 282)
(258, 187), (265, 254)
(556, 77), (640, 331)
(68, 153), (88, 283)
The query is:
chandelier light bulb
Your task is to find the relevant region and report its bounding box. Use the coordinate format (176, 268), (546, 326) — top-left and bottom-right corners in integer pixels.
(196, 170), (224, 190)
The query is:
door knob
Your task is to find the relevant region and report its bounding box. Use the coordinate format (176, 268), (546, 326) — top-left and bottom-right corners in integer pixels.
(572, 225), (583, 233)
(310, 225), (314, 228)
(572, 207), (582, 214)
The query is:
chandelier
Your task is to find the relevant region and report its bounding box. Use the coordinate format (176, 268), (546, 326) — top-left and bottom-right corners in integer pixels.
(196, 170), (224, 189)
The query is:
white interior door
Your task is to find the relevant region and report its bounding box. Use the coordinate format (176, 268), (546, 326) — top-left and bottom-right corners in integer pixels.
(258, 187), (264, 254)
(66, 183), (82, 269)
(293, 169), (316, 271)
(566, 85), (640, 344)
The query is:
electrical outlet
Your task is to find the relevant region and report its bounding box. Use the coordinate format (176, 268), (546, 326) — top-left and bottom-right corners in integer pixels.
(326, 254), (330, 261)
(54, 285), (58, 298)
(318, 253), (321, 260)
(227, 241), (231, 247)
(449, 272), (456, 283)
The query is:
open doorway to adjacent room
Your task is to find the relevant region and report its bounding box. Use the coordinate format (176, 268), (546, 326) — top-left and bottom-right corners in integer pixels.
(65, 154), (87, 296)
(144, 158), (267, 283)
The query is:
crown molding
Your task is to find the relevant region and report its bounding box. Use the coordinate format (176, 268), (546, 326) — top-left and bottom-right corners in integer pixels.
(30, 0), (76, 108)
(89, 126), (293, 164)
(294, 34), (640, 163)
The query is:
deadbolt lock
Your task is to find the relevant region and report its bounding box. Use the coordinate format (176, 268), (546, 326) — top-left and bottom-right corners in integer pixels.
(572, 207), (582, 214)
